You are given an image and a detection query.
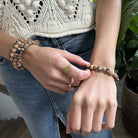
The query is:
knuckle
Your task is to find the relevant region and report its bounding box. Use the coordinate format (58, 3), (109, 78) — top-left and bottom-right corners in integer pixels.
(98, 100), (106, 108)
(73, 94), (82, 105)
(77, 56), (82, 61)
(84, 97), (94, 107)
(108, 100), (118, 108)
(49, 71), (58, 80)
(78, 73), (84, 80)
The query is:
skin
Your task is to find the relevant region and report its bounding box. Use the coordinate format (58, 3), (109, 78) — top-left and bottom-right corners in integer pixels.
(0, 0), (121, 136)
(66, 0), (121, 136)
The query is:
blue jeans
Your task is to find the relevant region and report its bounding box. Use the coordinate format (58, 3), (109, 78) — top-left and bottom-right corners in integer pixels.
(0, 30), (112, 138)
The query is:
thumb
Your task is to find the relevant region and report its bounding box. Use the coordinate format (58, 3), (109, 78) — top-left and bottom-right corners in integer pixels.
(63, 51), (90, 66)
(70, 65), (91, 81)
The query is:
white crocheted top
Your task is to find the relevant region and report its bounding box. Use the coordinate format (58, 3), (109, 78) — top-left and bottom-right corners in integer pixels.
(0, 0), (95, 38)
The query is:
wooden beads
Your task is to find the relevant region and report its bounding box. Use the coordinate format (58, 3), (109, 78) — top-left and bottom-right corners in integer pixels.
(9, 38), (39, 71)
(85, 64), (119, 83)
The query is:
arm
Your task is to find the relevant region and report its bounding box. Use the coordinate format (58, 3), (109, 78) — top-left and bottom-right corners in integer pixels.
(90, 0), (121, 69)
(0, 31), (17, 59)
(66, 0), (121, 136)
(0, 31), (90, 94)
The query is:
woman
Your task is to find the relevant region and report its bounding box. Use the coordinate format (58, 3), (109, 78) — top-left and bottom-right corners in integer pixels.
(0, 0), (121, 138)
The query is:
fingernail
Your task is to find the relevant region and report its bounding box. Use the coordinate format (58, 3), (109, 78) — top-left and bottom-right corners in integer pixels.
(82, 132), (89, 137)
(74, 130), (80, 134)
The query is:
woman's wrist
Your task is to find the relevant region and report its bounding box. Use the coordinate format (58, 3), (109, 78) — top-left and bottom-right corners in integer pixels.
(0, 31), (18, 59)
(9, 38), (39, 70)
(21, 44), (40, 69)
(90, 45), (116, 70)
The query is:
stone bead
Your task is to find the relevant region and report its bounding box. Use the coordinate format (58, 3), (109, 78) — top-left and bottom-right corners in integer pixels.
(13, 0), (20, 4)
(32, 1), (40, 9)
(24, 38), (29, 41)
(9, 57), (14, 62)
(97, 65), (102, 71)
(86, 64), (90, 69)
(14, 58), (17, 62)
(14, 55), (18, 58)
(106, 68), (110, 73)
(12, 48), (17, 53)
(26, 9), (34, 18)
(108, 70), (114, 76)
(12, 62), (17, 66)
(10, 53), (14, 57)
(93, 65), (97, 70)
(18, 47), (21, 50)
(113, 74), (117, 77)
(17, 41), (22, 45)
(17, 62), (21, 67)
(18, 4), (26, 12)
(14, 44), (19, 48)
(90, 64), (93, 70)
(18, 54), (22, 57)
(34, 40), (40, 45)
(102, 67), (106, 71)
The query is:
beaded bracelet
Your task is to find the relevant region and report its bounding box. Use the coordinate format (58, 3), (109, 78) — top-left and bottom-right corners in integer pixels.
(9, 38), (39, 70)
(85, 64), (119, 83)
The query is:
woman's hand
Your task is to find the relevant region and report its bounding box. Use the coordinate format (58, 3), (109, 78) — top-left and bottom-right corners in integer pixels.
(66, 71), (117, 136)
(21, 45), (91, 94)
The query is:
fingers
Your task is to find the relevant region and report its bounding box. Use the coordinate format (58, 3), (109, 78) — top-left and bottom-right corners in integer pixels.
(67, 97), (117, 136)
(92, 103), (105, 133)
(70, 95), (82, 134)
(81, 105), (94, 136)
(69, 65), (91, 81)
(47, 81), (76, 93)
(63, 51), (90, 66)
(62, 51), (91, 80)
(102, 101), (117, 130)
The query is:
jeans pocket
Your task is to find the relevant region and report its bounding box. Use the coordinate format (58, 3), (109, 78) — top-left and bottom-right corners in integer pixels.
(63, 29), (95, 55)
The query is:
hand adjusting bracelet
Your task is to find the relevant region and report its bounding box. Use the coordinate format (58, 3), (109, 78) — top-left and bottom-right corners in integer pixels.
(85, 64), (119, 83)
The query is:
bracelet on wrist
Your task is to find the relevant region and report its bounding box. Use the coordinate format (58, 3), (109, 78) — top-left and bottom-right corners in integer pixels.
(85, 64), (119, 83)
(9, 38), (39, 70)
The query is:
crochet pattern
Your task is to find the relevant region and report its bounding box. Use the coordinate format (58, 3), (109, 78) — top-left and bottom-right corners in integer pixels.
(0, 0), (95, 38)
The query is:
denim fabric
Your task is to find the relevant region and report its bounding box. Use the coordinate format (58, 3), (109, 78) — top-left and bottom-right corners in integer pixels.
(0, 29), (112, 138)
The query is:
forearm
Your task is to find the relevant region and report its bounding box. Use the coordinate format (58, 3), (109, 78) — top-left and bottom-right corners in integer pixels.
(90, 0), (121, 70)
(0, 30), (17, 59)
